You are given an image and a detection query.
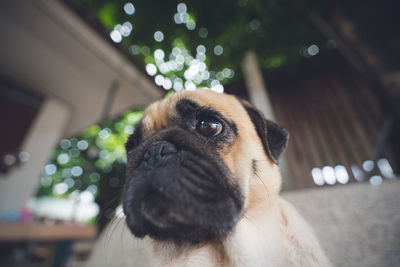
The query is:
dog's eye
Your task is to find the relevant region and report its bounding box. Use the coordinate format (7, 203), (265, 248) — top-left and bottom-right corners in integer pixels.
(197, 118), (222, 136)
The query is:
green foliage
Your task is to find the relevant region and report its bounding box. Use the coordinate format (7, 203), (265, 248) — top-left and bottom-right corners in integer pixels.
(36, 110), (143, 201)
(98, 2), (118, 29)
(69, 0), (330, 90)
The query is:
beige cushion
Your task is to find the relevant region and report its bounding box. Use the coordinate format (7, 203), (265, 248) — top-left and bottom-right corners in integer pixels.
(283, 180), (400, 267)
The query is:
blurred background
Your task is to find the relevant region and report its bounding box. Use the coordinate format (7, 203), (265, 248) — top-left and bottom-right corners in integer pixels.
(0, 0), (399, 266)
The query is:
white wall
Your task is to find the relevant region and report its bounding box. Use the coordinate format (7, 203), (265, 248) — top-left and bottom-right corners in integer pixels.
(0, 98), (70, 213)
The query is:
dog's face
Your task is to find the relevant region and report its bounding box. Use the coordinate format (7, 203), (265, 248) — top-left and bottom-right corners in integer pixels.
(123, 90), (288, 244)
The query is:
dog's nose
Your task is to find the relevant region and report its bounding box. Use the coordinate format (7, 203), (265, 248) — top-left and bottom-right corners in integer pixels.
(143, 141), (178, 166)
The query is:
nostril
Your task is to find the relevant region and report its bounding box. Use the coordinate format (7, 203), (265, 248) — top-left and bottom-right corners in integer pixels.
(144, 150), (151, 161)
(160, 142), (178, 156)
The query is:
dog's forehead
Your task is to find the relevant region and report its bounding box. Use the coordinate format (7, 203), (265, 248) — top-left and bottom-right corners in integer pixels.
(142, 90), (246, 131)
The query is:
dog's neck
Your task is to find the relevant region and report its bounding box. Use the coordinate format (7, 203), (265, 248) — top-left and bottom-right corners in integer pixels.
(144, 198), (285, 267)
(222, 199), (285, 266)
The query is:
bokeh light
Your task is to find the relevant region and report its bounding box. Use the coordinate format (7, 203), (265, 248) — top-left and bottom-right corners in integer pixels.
(123, 2), (135, 15)
(154, 31), (164, 42)
(214, 45), (223, 56)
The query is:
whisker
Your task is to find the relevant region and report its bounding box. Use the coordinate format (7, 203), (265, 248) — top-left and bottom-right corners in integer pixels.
(253, 159), (271, 205)
(104, 215), (124, 250)
(255, 172), (271, 205)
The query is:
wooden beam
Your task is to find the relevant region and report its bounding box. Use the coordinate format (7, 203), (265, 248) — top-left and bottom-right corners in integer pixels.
(241, 50), (293, 190)
(0, 222), (97, 242)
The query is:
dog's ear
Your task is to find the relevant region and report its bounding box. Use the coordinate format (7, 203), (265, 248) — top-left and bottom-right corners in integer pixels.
(239, 99), (289, 163)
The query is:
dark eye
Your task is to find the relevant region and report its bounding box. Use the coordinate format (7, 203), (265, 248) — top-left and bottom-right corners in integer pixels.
(197, 118), (222, 136)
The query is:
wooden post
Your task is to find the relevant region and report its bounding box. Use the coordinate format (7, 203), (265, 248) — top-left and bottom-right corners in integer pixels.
(242, 51), (276, 120)
(242, 50), (293, 190)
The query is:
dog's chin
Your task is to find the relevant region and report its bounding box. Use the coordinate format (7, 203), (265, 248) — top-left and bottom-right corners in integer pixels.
(123, 150), (243, 245)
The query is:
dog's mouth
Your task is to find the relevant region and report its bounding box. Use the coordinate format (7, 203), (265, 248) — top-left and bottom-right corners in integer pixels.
(123, 142), (243, 244)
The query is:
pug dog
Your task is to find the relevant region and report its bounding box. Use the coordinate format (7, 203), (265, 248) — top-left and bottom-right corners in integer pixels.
(87, 89), (331, 267)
